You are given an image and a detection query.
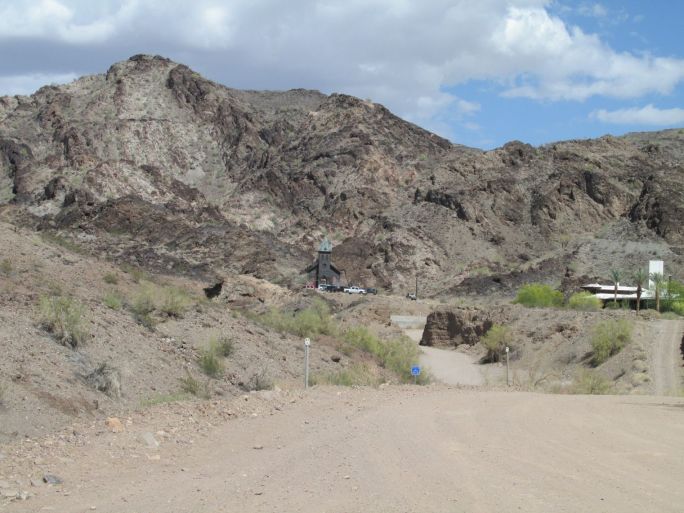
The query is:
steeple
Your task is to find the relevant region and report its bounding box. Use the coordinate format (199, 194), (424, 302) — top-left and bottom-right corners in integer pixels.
(319, 237), (332, 253)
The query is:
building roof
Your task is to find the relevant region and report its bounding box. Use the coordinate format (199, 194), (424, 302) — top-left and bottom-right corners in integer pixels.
(581, 283), (638, 293)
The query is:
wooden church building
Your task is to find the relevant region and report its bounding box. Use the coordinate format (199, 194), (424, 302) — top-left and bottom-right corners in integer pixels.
(305, 238), (341, 287)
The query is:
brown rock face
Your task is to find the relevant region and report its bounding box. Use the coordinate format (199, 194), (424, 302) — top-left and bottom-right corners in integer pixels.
(1, 55), (683, 293)
(421, 309), (496, 348)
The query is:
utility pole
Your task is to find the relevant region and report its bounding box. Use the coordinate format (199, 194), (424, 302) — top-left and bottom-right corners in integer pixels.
(415, 275), (418, 300)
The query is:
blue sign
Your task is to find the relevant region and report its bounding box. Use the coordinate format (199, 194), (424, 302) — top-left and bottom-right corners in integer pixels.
(411, 366), (421, 376)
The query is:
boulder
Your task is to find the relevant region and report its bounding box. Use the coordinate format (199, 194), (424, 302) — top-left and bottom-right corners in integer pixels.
(420, 308), (505, 348)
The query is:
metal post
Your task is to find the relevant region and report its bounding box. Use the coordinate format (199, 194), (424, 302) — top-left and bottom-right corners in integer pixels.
(415, 275), (418, 300)
(304, 338), (311, 389)
(505, 346), (510, 387)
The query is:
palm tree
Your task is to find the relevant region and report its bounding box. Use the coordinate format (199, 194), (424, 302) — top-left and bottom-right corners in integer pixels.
(650, 272), (665, 312)
(610, 269), (621, 304)
(632, 268), (647, 313)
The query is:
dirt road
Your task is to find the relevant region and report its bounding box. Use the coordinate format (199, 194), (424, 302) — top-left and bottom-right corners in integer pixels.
(650, 320), (684, 395)
(392, 315), (484, 386)
(10, 387), (684, 513)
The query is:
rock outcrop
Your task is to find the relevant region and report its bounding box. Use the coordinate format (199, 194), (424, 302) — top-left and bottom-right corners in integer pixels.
(420, 308), (508, 348)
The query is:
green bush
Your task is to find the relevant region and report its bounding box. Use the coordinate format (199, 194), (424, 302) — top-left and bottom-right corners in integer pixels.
(480, 325), (511, 363)
(342, 327), (427, 384)
(103, 272), (118, 285)
(210, 335), (234, 357)
(568, 291), (602, 311)
(513, 283), (563, 308)
(103, 290), (123, 310)
(39, 295), (87, 347)
(198, 348), (223, 378)
(571, 370), (614, 395)
(252, 299), (338, 338)
(669, 301), (684, 316)
(159, 286), (191, 318)
(591, 319), (632, 366)
(130, 284), (157, 328)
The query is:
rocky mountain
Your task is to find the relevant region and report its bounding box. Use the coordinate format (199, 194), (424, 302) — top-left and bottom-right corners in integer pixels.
(1, 54), (683, 294)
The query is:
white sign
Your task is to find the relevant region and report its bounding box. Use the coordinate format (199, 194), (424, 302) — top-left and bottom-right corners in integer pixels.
(304, 338), (311, 347)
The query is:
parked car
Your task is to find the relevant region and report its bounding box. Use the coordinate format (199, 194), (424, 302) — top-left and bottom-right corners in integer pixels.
(365, 287), (378, 295)
(344, 286), (366, 294)
(406, 292), (417, 300)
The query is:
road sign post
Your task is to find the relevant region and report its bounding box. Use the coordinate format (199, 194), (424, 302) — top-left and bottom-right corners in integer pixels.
(505, 346), (510, 387)
(304, 338), (311, 389)
(411, 365), (421, 385)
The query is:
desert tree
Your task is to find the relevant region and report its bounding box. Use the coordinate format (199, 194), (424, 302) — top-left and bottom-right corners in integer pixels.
(632, 268), (647, 314)
(650, 272), (665, 313)
(610, 269), (622, 305)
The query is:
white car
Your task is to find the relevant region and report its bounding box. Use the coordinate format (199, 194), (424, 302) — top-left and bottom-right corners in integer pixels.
(344, 286), (366, 294)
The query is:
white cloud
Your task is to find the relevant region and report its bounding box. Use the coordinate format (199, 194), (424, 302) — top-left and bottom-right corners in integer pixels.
(0, 72), (78, 96)
(0, 0), (683, 133)
(592, 105), (684, 125)
(577, 3), (607, 18)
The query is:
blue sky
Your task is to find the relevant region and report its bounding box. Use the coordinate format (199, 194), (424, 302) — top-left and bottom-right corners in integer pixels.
(0, 0), (683, 149)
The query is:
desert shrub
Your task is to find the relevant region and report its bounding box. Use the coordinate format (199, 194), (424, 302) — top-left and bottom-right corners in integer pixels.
(39, 294), (87, 347)
(159, 286), (191, 318)
(85, 363), (121, 398)
(130, 284), (157, 328)
(198, 347), (223, 378)
(568, 291), (602, 311)
(591, 319), (632, 366)
(343, 327), (427, 384)
(252, 299), (338, 338)
(120, 263), (146, 283)
(103, 290), (123, 310)
(0, 258), (11, 276)
(311, 363), (380, 387)
(103, 272), (118, 285)
(480, 325), (511, 363)
(244, 370), (273, 391)
(661, 311), (682, 320)
(210, 335), (234, 357)
(344, 326), (383, 355)
(571, 370), (614, 395)
(179, 372), (210, 398)
(513, 283), (563, 308)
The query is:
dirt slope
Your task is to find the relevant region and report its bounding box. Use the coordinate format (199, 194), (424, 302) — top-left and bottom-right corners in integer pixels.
(4, 387), (684, 513)
(651, 320), (684, 395)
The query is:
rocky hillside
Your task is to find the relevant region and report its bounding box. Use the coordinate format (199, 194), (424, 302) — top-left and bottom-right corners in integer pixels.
(1, 54), (683, 294)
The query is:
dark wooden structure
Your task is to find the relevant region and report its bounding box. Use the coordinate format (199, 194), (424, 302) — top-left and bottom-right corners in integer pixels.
(305, 238), (341, 287)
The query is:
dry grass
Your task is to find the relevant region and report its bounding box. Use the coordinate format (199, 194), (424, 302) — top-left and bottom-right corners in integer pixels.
(38, 294), (88, 348)
(591, 319), (633, 366)
(179, 372), (211, 399)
